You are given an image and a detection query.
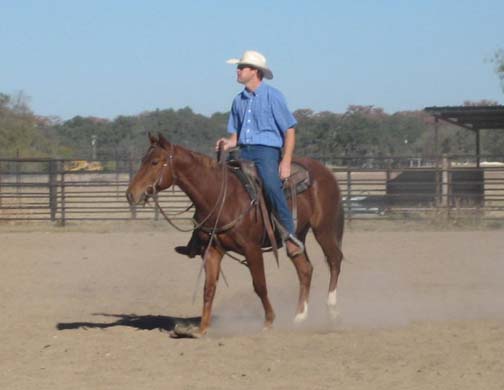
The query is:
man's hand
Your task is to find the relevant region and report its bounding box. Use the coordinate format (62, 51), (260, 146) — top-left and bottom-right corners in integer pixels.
(279, 158), (291, 180)
(215, 136), (237, 151)
(280, 128), (295, 180)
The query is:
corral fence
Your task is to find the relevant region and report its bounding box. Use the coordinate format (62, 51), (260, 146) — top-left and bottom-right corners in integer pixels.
(1, 155), (504, 224)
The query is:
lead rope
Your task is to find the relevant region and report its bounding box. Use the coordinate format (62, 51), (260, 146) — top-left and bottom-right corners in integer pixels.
(192, 145), (230, 303)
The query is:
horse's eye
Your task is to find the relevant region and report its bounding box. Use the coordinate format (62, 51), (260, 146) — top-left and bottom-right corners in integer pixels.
(151, 159), (160, 166)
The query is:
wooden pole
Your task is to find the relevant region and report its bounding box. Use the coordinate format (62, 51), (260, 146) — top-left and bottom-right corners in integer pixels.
(441, 155), (449, 209)
(60, 165), (66, 226)
(48, 160), (57, 221)
(128, 157), (137, 219)
(346, 169), (352, 222)
(475, 128), (481, 168)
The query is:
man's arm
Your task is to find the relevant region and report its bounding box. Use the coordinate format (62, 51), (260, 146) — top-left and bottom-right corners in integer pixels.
(279, 127), (295, 180)
(215, 132), (237, 151)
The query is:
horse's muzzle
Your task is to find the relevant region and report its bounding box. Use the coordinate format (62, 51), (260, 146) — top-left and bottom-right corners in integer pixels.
(126, 189), (151, 206)
(125, 191), (136, 205)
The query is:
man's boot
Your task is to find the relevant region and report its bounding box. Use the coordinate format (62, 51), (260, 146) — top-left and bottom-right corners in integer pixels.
(174, 232), (202, 258)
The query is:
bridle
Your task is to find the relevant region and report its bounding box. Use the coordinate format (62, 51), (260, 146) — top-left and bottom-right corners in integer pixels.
(143, 143), (255, 235)
(143, 142), (177, 199)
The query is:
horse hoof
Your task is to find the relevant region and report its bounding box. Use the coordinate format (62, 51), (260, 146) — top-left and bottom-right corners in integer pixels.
(170, 323), (203, 339)
(293, 302), (308, 324)
(293, 313), (307, 324)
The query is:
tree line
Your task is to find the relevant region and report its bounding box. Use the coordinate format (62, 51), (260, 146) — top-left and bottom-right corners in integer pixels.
(1, 92), (503, 164)
(3, 50), (504, 163)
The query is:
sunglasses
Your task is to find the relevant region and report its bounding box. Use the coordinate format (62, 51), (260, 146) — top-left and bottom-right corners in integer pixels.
(237, 64), (255, 70)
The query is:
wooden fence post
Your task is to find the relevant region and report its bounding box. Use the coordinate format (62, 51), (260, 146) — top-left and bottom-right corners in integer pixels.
(128, 158), (137, 219)
(435, 156), (441, 208)
(154, 193), (159, 221)
(441, 156), (450, 206)
(346, 169), (352, 222)
(441, 155), (450, 220)
(48, 160), (58, 221)
(386, 158), (391, 205)
(16, 150), (21, 207)
(114, 150), (120, 200)
(60, 162), (66, 226)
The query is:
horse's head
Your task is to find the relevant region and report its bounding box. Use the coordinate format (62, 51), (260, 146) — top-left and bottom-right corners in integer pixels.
(126, 133), (176, 205)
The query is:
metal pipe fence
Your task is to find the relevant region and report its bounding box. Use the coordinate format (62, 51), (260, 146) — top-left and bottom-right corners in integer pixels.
(1, 156), (504, 224)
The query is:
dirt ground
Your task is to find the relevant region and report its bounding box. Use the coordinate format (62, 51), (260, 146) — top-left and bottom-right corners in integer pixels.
(1, 223), (504, 390)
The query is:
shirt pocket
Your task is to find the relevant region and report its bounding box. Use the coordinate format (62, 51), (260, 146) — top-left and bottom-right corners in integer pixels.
(256, 107), (276, 131)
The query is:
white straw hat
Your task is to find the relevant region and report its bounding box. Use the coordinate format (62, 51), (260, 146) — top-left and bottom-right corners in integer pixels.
(226, 50), (273, 80)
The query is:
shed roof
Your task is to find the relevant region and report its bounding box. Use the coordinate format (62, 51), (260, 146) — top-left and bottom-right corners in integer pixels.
(424, 105), (504, 131)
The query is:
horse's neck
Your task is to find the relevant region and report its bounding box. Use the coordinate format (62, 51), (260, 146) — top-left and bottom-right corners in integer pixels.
(172, 148), (224, 211)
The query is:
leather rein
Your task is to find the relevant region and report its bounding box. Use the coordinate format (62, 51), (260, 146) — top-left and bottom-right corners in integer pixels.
(144, 143), (280, 268)
(145, 143), (256, 235)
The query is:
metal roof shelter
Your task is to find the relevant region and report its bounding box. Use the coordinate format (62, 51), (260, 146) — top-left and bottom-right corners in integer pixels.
(424, 105), (504, 167)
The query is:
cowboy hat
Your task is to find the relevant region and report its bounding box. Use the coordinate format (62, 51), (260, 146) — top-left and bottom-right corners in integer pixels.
(226, 50), (273, 80)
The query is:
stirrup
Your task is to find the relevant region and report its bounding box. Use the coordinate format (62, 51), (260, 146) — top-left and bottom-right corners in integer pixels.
(286, 234), (304, 257)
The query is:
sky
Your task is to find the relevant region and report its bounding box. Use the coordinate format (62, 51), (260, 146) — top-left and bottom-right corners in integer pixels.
(2, 0), (504, 120)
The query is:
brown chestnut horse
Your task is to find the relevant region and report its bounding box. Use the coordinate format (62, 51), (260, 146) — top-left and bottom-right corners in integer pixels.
(126, 134), (344, 336)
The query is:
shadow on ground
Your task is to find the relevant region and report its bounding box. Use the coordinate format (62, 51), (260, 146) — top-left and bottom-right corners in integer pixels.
(56, 313), (201, 332)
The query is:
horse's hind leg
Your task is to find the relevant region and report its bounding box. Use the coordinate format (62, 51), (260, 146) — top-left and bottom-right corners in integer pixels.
(246, 247), (275, 328)
(312, 227), (343, 319)
(290, 252), (313, 323)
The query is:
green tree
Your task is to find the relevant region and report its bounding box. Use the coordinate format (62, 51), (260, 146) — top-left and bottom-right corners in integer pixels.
(494, 49), (504, 91)
(0, 91), (61, 158)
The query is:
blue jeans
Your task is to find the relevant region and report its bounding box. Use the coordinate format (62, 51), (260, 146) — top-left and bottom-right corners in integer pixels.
(239, 144), (295, 235)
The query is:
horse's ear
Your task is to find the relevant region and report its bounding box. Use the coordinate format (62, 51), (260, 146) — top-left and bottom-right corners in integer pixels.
(148, 132), (157, 145)
(158, 133), (170, 149)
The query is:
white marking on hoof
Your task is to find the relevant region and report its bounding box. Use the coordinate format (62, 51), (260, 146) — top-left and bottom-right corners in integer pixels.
(327, 289), (338, 307)
(327, 290), (340, 320)
(294, 302), (308, 323)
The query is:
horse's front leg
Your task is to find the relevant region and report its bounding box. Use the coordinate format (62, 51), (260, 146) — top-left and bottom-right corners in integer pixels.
(199, 245), (223, 335)
(245, 247), (275, 329)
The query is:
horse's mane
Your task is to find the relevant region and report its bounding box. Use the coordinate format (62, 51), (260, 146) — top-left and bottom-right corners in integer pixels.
(169, 143), (219, 170)
(146, 135), (220, 170)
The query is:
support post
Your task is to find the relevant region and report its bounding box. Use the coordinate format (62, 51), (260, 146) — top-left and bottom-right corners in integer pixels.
(49, 160), (57, 221)
(441, 155), (450, 215)
(386, 159), (391, 212)
(154, 193), (159, 221)
(346, 169), (352, 222)
(475, 128), (481, 168)
(128, 158), (137, 219)
(60, 165), (66, 226)
(434, 118), (441, 207)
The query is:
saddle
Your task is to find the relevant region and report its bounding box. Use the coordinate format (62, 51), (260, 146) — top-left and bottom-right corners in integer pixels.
(227, 157), (312, 253)
(227, 159), (312, 204)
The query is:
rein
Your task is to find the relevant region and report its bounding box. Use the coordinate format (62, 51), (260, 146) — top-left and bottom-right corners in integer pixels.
(144, 142), (278, 272)
(147, 144), (255, 234)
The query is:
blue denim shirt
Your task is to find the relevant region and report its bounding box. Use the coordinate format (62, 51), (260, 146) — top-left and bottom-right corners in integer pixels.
(227, 83), (297, 148)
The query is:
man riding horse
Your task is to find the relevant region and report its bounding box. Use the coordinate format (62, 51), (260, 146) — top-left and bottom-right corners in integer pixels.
(177, 50), (304, 258)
